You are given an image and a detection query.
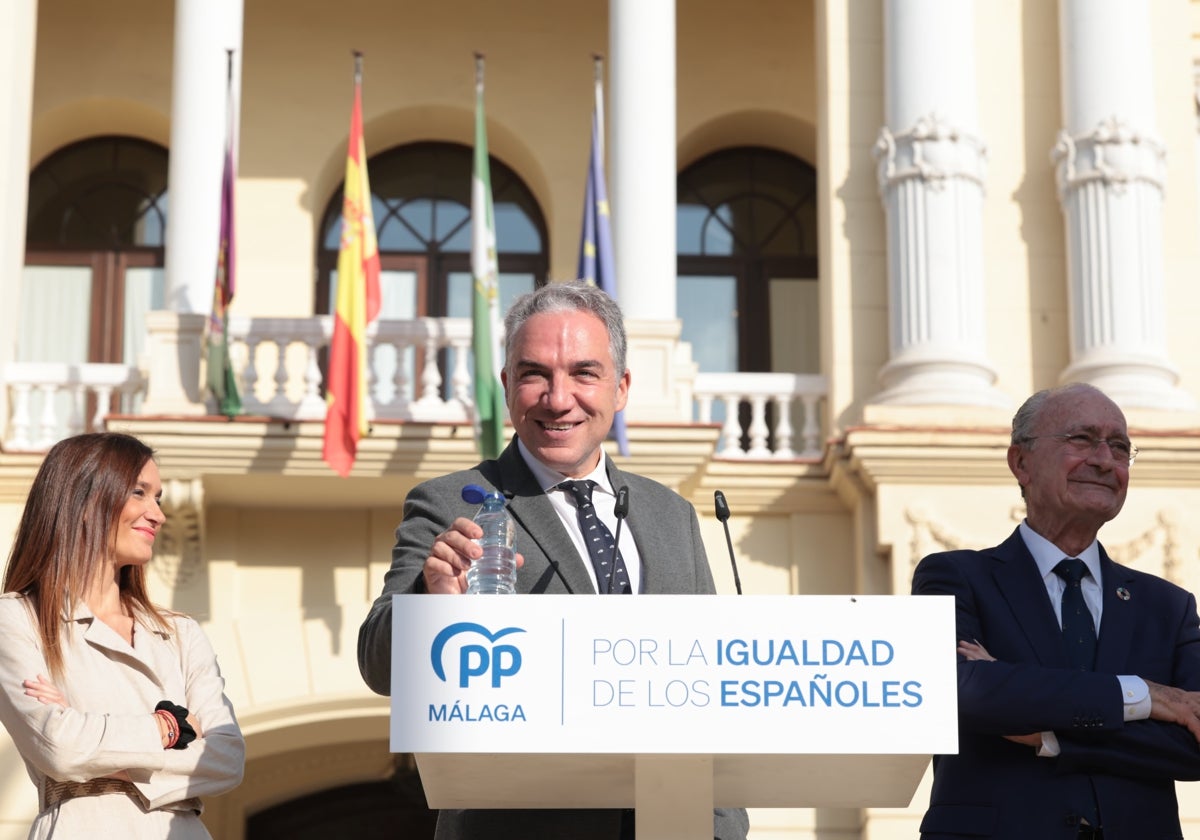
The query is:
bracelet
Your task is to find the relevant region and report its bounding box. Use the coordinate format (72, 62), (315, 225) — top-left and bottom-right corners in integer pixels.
(154, 700), (197, 750)
(154, 708), (178, 749)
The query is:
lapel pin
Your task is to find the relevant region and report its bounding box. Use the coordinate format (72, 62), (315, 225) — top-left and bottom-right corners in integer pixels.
(1116, 587), (1131, 601)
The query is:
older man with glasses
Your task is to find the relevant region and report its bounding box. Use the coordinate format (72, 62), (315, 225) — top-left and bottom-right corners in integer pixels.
(913, 382), (1200, 840)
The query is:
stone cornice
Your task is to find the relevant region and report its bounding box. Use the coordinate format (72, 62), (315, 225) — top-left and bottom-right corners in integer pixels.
(832, 422), (1200, 493)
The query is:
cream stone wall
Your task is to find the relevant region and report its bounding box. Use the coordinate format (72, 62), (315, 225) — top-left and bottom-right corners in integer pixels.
(5, 0), (1200, 838)
(975, 0), (1066, 396)
(1155, 1), (1200, 406)
(815, 0), (888, 430)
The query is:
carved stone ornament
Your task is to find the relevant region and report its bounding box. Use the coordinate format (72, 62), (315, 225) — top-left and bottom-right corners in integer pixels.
(1051, 115), (1166, 200)
(873, 112), (988, 194)
(1106, 510), (1181, 585)
(152, 478), (204, 590)
(905, 505), (1180, 584)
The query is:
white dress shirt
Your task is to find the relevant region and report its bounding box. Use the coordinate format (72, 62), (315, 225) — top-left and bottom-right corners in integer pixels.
(1018, 521), (1150, 756)
(517, 439), (643, 594)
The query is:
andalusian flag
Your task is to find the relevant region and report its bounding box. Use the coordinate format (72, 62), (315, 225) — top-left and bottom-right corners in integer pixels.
(207, 49), (242, 417)
(471, 54), (505, 460)
(577, 57), (629, 455)
(322, 53), (381, 477)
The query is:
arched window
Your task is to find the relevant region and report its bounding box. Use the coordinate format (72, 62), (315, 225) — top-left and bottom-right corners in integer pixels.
(316, 142), (547, 322)
(316, 142), (547, 403)
(24, 135), (168, 369)
(676, 147), (818, 374)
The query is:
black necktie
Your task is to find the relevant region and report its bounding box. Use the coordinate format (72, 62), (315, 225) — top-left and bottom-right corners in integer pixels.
(558, 480), (631, 594)
(1054, 558), (1097, 671)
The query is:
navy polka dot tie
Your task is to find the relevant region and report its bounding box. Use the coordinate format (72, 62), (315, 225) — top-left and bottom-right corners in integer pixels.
(1054, 558), (1097, 671)
(558, 480), (631, 594)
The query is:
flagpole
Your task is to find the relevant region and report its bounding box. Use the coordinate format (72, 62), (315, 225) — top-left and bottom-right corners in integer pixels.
(592, 54), (604, 161)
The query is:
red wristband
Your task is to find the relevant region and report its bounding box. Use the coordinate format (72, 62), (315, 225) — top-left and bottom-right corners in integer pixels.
(154, 708), (178, 749)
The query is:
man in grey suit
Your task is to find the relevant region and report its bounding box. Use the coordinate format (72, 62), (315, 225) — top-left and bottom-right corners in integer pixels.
(358, 281), (749, 840)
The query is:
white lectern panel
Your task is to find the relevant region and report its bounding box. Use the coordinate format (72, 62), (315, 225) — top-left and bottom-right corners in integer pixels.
(390, 594), (956, 813)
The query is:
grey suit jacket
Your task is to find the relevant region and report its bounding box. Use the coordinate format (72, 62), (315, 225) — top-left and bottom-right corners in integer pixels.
(357, 439), (747, 840)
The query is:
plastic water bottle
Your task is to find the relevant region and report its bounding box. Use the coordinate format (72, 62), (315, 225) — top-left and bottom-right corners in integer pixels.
(463, 484), (516, 595)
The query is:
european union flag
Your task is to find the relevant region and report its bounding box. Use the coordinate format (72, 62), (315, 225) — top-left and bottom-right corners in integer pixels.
(577, 64), (629, 456)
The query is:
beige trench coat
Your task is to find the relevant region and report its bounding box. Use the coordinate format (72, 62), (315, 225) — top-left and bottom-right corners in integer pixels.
(0, 593), (245, 839)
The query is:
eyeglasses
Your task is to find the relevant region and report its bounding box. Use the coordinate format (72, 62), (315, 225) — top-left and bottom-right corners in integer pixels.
(1021, 432), (1138, 465)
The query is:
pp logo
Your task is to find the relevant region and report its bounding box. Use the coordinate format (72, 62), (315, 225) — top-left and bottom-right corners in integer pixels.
(430, 622), (526, 688)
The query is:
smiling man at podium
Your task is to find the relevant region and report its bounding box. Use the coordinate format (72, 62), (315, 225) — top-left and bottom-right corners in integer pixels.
(358, 282), (749, 840)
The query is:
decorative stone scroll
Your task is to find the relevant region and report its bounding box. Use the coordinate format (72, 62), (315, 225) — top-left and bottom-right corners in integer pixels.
(153, 477), (204, 590)
(1052, 116), (1166, 200)
(874, 113), (988, 194)
(903, 505), (1181, 584)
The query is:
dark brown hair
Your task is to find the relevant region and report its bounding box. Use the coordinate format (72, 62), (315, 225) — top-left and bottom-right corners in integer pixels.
(3, 432), (169, 679)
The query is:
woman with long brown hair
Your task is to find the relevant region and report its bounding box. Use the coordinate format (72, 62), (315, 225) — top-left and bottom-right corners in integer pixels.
(0, 432), (243, 838)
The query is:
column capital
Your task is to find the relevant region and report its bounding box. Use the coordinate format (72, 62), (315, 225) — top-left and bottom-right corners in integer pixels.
(874, 113), (987, 194)
(1052, 116), (1166, 200)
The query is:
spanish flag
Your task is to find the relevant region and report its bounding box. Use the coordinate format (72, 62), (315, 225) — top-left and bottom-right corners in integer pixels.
(322, 53), (381, 477)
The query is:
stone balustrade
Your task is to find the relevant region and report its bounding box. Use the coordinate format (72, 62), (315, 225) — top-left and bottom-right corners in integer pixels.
(4, 318), (827, 460)
(692, 372), (827, 459)
(2, 362), (146, 451)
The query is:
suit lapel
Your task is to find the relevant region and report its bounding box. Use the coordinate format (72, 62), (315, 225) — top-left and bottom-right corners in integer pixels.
(1095, 546), (1136, 673)
(73, 606), (166, 688)
(487, 442), (596, 594)
(990, 529), (1067, 667)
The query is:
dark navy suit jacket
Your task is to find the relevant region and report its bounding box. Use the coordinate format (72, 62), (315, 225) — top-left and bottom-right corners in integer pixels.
(912, 527), (1200, 840)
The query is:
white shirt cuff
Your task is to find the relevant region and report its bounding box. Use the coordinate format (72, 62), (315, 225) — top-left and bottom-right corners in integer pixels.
(1037, 730), (1060, 757)
(1119, 674), (1151, 720)
(1040, 675), (1149, 757)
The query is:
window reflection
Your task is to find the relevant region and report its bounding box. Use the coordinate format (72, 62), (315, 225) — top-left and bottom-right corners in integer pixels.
(677, 147), (818, 375)
(317, 142), (547, 318)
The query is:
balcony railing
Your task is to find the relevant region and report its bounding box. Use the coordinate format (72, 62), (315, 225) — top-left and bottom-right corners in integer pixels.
(4, 317), (827, 460)
(693, 372), (826, 459)
(226, 315), (474, 422)
(2, 362), (146, 451)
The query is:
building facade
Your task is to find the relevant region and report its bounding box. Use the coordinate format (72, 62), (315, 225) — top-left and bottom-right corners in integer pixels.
(2, 0), (1200, 837)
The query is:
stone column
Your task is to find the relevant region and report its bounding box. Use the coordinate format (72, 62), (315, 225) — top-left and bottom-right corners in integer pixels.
(871, 0), (1006, 408)
(609, 0), (676, 322)
(1053, 0), (1192, 409)
(165, 0), (243, 315)
(608, 0), (691, 424)
(0, 0), (38, 431)
(151, 0), (242, 415)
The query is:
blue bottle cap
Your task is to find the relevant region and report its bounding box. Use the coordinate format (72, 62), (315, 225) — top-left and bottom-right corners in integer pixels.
(461, 484), (489, 505)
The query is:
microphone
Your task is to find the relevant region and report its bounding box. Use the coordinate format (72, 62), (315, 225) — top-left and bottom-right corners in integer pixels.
(713, 490), (743, 595)
(609, 486), (630, 595)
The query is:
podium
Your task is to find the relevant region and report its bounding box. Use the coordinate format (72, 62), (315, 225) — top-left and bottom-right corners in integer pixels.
(390, 594), (956, 837)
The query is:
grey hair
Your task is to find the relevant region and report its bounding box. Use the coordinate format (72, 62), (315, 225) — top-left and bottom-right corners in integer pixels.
(1011, 382), (1109, 446)
(503, 281), (627, 376)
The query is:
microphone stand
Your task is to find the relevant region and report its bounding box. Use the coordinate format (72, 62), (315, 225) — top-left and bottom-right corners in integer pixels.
(714, 490), (742, 595)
